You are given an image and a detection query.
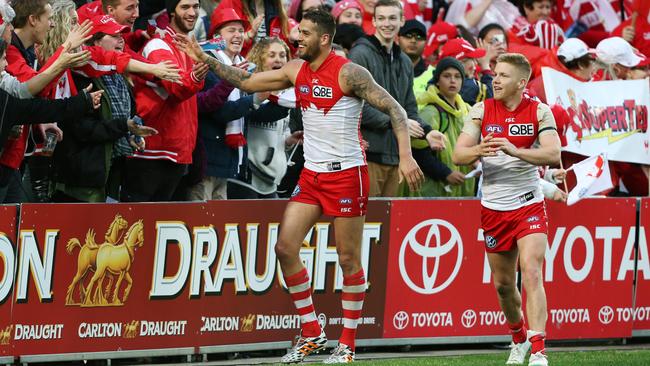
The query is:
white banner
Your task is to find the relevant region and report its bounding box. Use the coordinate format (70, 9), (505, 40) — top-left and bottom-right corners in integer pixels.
(542, 67), (650, 164)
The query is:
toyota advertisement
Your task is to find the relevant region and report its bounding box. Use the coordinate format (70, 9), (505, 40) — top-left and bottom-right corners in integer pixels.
(543, 199), (636, 339)
(383, 200), (507, 338)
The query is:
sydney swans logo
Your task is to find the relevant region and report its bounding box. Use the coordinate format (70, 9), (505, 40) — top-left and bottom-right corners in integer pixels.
(65, 215), (144, 307)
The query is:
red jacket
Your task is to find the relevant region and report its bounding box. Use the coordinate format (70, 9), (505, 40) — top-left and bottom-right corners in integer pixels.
(132, 27), (204, 164)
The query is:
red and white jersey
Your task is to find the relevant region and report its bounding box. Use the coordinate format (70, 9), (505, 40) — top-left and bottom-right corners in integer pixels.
(463, 98), (557, 210)
(294, 52), (366, 173)
(511, 17), (565, 49)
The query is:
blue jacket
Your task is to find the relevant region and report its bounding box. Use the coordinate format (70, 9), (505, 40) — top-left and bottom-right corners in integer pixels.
(198, 71), (289, 178)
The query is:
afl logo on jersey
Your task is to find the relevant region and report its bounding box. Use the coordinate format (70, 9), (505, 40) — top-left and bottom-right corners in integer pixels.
(313, 85), (333, 98)
(508, 123), (534, 136)
(485, 124), (503, 134)
(299, 85), (310, 95)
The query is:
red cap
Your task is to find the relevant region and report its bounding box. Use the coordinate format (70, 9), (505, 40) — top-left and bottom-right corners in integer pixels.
(90, 15), (129, 36)
(423, 20), (457, 59)
(209, 8), (249, 39)
(439, 38), (486, 60)
(77, 0), (104, 24)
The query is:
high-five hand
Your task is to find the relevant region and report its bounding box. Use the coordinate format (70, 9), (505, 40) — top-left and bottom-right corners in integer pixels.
(64, 20), (93, 51)
(174, 34), (207, 63)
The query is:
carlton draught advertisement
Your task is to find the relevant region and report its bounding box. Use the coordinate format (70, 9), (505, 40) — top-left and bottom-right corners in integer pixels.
(1, 201), (390, 355)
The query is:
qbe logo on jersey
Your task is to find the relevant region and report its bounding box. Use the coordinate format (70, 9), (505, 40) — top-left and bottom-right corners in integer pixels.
(312, 85), (333, 98)
(508, 123), (534, 136)
(399, 219), (463, 294)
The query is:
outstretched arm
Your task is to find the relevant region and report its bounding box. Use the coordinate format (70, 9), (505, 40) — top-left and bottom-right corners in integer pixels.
(174, 34), (293, 92)
(340, 63), (424, 191)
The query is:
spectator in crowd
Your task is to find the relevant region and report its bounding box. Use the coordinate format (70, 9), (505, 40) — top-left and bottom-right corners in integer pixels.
(187, 9), (287, 201)
(50, 14), (164, 203)
(477, 23), (508, 71)
(332, 22), (365, 55)
(213, 0), (293, 55)
(228, 37), (300, 198)
(446, 0), (519, 35)
(528, 38), (596, 103)
(398, 18), (434, 96)
(122, 0), (207, 202)
(596, 36), (647, 80)
(349, 0), (443, 197)
(0, 39), (104, 147)
(76, 0), (150, 56)
(398, 19), (427, 78)
(510, 0), (565, 49)
(437, 37), (495, 106)
(407, 57), (476, 197)
(332, 0), (363, 27)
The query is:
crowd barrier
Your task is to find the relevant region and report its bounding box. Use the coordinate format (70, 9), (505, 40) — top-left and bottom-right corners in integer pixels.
(0, 198), (648, 364)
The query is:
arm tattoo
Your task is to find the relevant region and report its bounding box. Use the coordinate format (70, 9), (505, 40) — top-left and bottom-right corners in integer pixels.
(203, 56), (252, 89)
(342, 63), (408, 132)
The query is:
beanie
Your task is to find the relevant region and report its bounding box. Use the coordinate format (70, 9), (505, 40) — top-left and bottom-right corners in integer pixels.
(431, 57), (466, 86)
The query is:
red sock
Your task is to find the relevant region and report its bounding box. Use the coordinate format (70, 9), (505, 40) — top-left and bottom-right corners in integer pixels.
(284, 268), (320, 337)
(339, 269), (366, 351)
(508, 319), (527, 344)
(529, 332), (546, 354)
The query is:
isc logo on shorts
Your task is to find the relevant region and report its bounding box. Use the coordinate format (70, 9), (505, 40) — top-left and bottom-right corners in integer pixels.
(508, 124), (534, 136)
(313, 85), (333, 98)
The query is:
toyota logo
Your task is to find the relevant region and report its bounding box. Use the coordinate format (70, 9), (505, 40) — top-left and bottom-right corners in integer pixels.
(599, 306), (614, 325)
(393, 311), (409, 330)
(399, 219), (463, 294)
(461, 309), (477, 328)
(318, 313), (327, 329)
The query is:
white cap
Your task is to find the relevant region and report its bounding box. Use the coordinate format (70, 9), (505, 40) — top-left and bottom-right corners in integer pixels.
(0, 0), (15, 37)
(557, 38), (595, 62)
(596, 36), (643, 67)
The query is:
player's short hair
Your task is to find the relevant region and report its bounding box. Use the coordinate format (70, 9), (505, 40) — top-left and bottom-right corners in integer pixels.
(302, 8), (336, 44)
(11, 0), (49, 29)
(496, 53), (532, 81)
(374, 0), (403, 16)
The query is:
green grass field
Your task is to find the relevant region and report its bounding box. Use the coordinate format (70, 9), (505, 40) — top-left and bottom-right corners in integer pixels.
(353, 349), (650, 365)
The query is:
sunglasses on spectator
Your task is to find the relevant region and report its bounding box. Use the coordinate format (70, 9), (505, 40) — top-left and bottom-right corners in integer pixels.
(402, 33), (425, 41)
